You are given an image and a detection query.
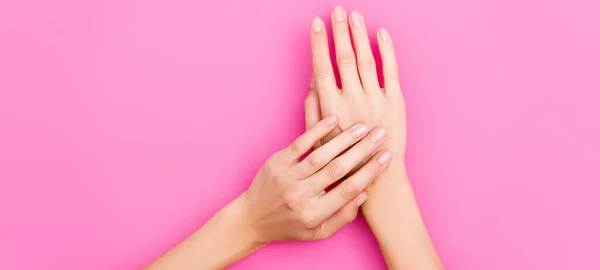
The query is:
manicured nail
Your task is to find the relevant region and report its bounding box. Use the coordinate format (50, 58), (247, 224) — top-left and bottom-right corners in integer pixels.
(333, 6), (345, 22)
(312, 17), (324, 32)
(370, 127), (387, 142)
(379, 29), (390, 41)
(350, 11), (361, 27)
(324, 116), (338, 127)
(377, 151), (392, 165)
(356, 193), (368, 206)
(351, 124), (368, 138)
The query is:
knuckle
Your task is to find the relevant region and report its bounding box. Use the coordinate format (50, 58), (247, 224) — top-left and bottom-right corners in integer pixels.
(299, 211), (318, 229)
(289, 139), (301, 155)
(358, 60), (376, 73)
(384, 66), (399, 79)
(311, 141), (322, 151)
(337, 54), (356, 68)
(264, 159), (277, 175)
(306, 155), (321, 171)
(340, 182), (358, 200)
(326, 161), (345, 179)
(353, 142), (373, 158)
(272, 174), (286, 186)
(314, 67), (331, 78)
(283, 190), (300, 208)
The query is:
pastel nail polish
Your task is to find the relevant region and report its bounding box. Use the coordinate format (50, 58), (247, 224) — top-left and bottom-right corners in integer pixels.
(324, 116), (338, 127)
(379, 29), (390, 41)
(333, 6), (345, 22)
(356, 194), (368, 206)
(370, 127), (387, 142)
(312, 17), (323, 32)
(377, 151), (392, 165)
(352, 124), (368, 138)
(350, 11), (361, 27)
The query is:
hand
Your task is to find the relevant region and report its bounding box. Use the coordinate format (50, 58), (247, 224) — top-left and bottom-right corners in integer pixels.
(306, 8), (444, 269)
(238, 116), (392, 243)
(307, 7), (406, 162)
(146, 117), (393, 270)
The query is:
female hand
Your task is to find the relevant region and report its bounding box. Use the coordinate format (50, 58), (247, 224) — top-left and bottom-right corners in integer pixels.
(146, 116), (393, 270)
(307, 7), (406, 162)
(305, 7), (443, 269)
(239, 115), (392, 242)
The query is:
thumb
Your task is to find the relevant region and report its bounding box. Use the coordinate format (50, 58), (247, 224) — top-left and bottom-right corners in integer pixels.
(305, 74), (323, 149)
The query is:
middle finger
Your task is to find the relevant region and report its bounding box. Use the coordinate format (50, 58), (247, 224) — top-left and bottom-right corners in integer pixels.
(331, 6), (361, 93)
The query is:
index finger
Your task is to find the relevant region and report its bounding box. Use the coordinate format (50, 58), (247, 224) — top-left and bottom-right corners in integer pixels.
(278, 115), (338, 164)
(311, 17), (339, 103)
(314, 150), (392, 222)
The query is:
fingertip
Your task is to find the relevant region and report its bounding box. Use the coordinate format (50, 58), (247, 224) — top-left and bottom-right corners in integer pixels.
(323, 115), (338, 127)
(332, 6), (346, 23)
(377, 150), (392, 165)
(369, 127), (387, 143)
(312, 17), (324, 33)
(350, 123), (369, 138)
(349, 11), (362, 28)
(355, 192), (368, 207)
(378, 28), (390, 42)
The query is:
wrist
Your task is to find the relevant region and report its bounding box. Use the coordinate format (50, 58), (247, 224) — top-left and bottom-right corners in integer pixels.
(147, 195), (266, 269)
(218, 195), (267, 251)
(369, 158), (412, 189)
(363, 159), (416, 215)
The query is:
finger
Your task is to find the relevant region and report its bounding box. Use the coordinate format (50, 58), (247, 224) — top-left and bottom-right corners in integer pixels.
(311, 17), (339, 102)
(349, 11), (379, 92)
(278, 116), (338, 164)
(305, 76), (322, 130)
(377, 28), (401, 97)
(314, 192), (367, 240)
(305, 80), (323, 150)
(308, 127), (388, 191)
(331, 6), (361, 93)
(292, 123), (369, 179)
(316, 150), (392, 221)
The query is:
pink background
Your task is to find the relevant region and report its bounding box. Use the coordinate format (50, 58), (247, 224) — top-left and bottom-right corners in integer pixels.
(1, 0), (599, 269)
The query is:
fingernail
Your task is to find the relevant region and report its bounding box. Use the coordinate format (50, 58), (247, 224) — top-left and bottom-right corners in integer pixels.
(377, 151), (392, 165)
(312, 17), (323, 32)
(356, 194), (368, 206)
(324, 116), (338, 127)
(350, 11), (361, 27)
(333, 6), (345, 22)
(351, 124), (368, 138)
(379, 29), (390, 41)
(370, 127), (387, 142)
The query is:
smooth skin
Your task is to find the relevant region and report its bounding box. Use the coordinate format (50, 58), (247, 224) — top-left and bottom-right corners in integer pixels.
(147, 7), (443, 270)
(145, 116), (393, 269)
(306, 6), (443, 269)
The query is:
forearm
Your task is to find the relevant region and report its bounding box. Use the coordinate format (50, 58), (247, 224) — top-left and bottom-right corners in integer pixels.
(145, 198), (264, 270)
(363, 161), (443, 270)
